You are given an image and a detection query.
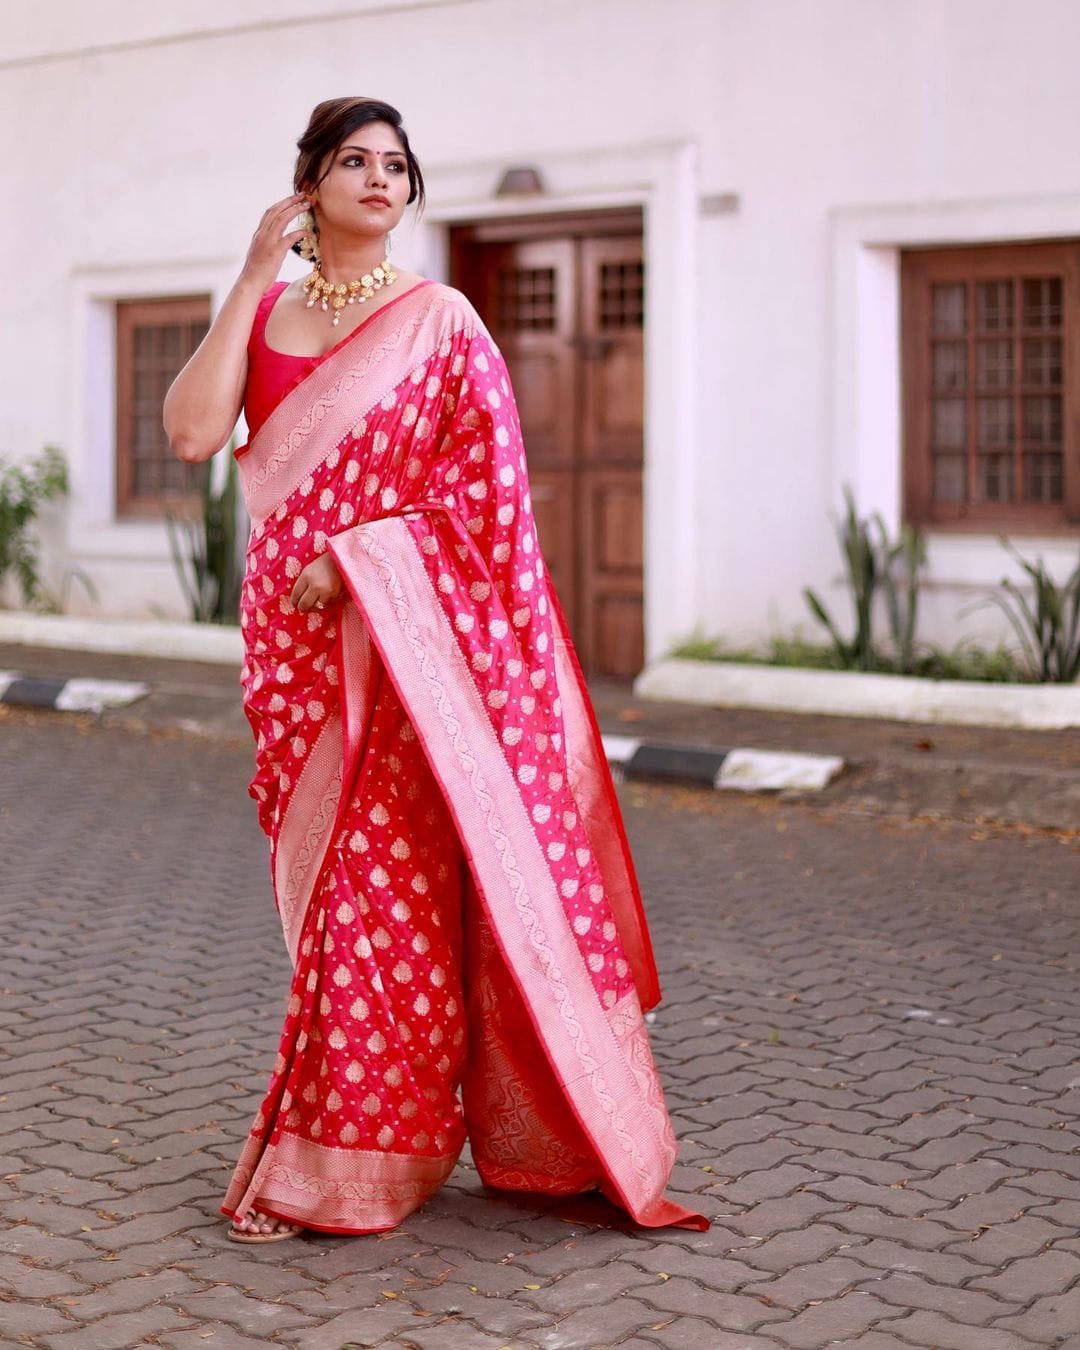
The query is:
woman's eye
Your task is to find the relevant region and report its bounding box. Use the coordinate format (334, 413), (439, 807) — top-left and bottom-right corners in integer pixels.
(388, 162), (406, 173)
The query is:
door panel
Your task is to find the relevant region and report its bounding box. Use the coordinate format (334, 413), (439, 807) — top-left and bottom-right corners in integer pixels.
(580, 468), (644, 676)
(451, 220), (644, 677)
(580, 236), (646, 465)
(528, 470), (575, 614)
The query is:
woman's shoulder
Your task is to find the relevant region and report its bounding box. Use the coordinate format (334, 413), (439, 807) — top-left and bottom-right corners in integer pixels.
(249, 280), (290, 345)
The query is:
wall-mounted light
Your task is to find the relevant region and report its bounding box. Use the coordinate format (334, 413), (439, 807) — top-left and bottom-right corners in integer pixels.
(700, 192), (740, 217)
(495, 166), (546, 197)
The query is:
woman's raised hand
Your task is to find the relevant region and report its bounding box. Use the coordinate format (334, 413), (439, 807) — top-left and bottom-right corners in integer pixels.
(240, 194), (314, 293)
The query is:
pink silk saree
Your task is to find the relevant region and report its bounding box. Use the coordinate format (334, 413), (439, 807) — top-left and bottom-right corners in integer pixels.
(221, 279), (707, 1235)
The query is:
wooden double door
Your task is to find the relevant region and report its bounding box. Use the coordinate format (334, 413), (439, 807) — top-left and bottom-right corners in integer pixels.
(451, 212), (645, 677)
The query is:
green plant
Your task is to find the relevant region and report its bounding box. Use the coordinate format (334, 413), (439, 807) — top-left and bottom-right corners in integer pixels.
(880, 523), (927, 674)
(669, 626), (1031, 683)
(916, 639), (1024, 684)
(969, 539), (1080, 683)
(166, 453), (244, 624)
(803, 487), (928, 672)
(0, 445), (69, 608)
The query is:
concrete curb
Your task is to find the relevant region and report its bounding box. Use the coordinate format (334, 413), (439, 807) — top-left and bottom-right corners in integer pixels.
(601, 734), (844, 792)
(0, 672), (149, 715)
(1, 666), (845, 794)
(0, 613), (243, 665)
(635, 656), (1080, 731)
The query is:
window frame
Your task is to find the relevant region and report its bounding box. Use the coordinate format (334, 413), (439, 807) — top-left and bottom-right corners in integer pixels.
(901, 240), (1080, 533)
(115, 294), (211, 518)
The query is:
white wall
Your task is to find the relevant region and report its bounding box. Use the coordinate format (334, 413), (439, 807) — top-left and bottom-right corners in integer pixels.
(2, 0), (1079, 656)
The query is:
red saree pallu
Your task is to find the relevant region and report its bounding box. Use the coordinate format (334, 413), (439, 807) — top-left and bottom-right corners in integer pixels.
(221, 279), (708, 1235)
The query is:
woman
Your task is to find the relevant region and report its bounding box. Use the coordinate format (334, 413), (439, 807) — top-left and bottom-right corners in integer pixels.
(165, 97), (706, 1242)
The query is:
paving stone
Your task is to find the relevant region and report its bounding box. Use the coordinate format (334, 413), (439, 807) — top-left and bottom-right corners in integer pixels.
(38, 1307), (193, 1348)
(639, 1275), (790, 1331)
(763, 1291), (894, 1348)
(804, 1175), (937, 1217)
(941, 1212), (1067, 1266)
(994, 1284), (1080, 1343)
(273, 1303), (423, 1347)
(0, 1251), (87, 1299)
(742, 1256), (873, 1310)
(395, 1279), (555, 1337)
(772, 1122), (899, 1160)
(834, 1336), (920, 1350)
(1008, 1168), (1080, 1201)
(841, 1236), (982, 1283)
(532, 1295), (701, 1347)
(86, 1205), (213, 1250)
(1024, 1197), (1080, 1229)
(859, 1270), (1018, 1323)
(933, 1185), (1044, 1231)
(62, 1268), (210, 1321)
(715, 1164), (828, 1206)
(908, 1157), (1026, 1201)
(0, 1192), (117, 1238)
(156, 1326), (278, 1349)
(630, 1242), (769, 1288)
(969, 1245), (1080, 1301)
(725, 1190), (846, 1238)
(889, 1131), (998, 1170)
(384, 1316), (540, 1349)
(515, 1230), (657, 1277)
(875, 1309), (1048, 1350)
(523, 1258), (644, 1311)
(830, 1209), (978, 1251)
(725, 1225), (866, 1277)
(0, 1223), (96, 1264)
(0, 1301), (79, 1337)
(67, 1234), (211, 1278)
(786, 1148), (916, 1186)
(13, 1168), (123, 1205)
(629, 1320), (788, 1350)
(159, 1287), (318, 1335)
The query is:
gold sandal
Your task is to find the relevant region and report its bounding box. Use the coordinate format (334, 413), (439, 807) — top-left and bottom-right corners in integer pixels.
(227, 1211), (305, 1243)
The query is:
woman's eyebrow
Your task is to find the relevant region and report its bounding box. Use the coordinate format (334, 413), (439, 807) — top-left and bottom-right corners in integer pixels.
(339, 144), (406, 157)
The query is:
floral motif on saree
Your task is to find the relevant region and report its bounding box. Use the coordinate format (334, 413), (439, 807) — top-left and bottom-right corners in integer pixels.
(221, 280), (707, 1234)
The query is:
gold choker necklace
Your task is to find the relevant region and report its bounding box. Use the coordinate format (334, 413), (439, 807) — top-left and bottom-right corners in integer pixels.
(303, 258), (397, 326)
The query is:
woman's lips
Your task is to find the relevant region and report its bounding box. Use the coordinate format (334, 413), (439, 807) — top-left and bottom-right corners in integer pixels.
(361, 197), (391, 208)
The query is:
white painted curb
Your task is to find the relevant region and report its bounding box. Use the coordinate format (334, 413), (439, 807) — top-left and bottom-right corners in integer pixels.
(0, 613), (243, 666)
(634, 658), (1080, 731)
(717, 749), (845, 792)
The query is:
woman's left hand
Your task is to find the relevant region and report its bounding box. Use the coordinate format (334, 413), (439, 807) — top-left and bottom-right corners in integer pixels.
(290, 553), (345, 612)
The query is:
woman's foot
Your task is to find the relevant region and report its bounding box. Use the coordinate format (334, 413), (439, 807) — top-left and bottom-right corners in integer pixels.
(227, 1208), (305, 1242)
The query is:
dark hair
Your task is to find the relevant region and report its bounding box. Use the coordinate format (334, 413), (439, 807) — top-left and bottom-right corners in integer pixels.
(293, 96), (426, 210)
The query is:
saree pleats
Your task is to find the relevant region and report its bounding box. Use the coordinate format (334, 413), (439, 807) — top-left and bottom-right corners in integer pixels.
(223, 282), (706, 1234)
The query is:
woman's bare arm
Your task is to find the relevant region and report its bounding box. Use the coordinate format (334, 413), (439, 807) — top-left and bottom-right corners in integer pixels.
(164, 194), (312, 463)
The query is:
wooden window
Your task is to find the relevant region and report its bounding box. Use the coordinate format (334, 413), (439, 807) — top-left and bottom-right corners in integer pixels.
(599, 259), (644, 329)
(495, 266), (557, 331)
(902, 241), (1080, 531)
(116, 296), (210, 516)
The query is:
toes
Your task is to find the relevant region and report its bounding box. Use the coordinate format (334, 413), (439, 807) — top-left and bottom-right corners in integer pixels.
(231, 1209), (302, 1237)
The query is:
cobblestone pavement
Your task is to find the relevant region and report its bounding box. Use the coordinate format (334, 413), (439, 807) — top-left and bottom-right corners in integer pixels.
(2, 711), (1079, 1349)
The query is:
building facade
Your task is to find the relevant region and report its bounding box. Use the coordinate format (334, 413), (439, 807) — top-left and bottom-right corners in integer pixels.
(4, 0), (1080, 673)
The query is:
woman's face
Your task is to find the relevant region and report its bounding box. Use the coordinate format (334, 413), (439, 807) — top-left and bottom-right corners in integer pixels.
(309, 120), (411, 241)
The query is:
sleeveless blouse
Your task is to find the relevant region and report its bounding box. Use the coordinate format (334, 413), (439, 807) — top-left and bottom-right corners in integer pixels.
(242, 282), (317, 442)
(241, 279), (434, 447)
